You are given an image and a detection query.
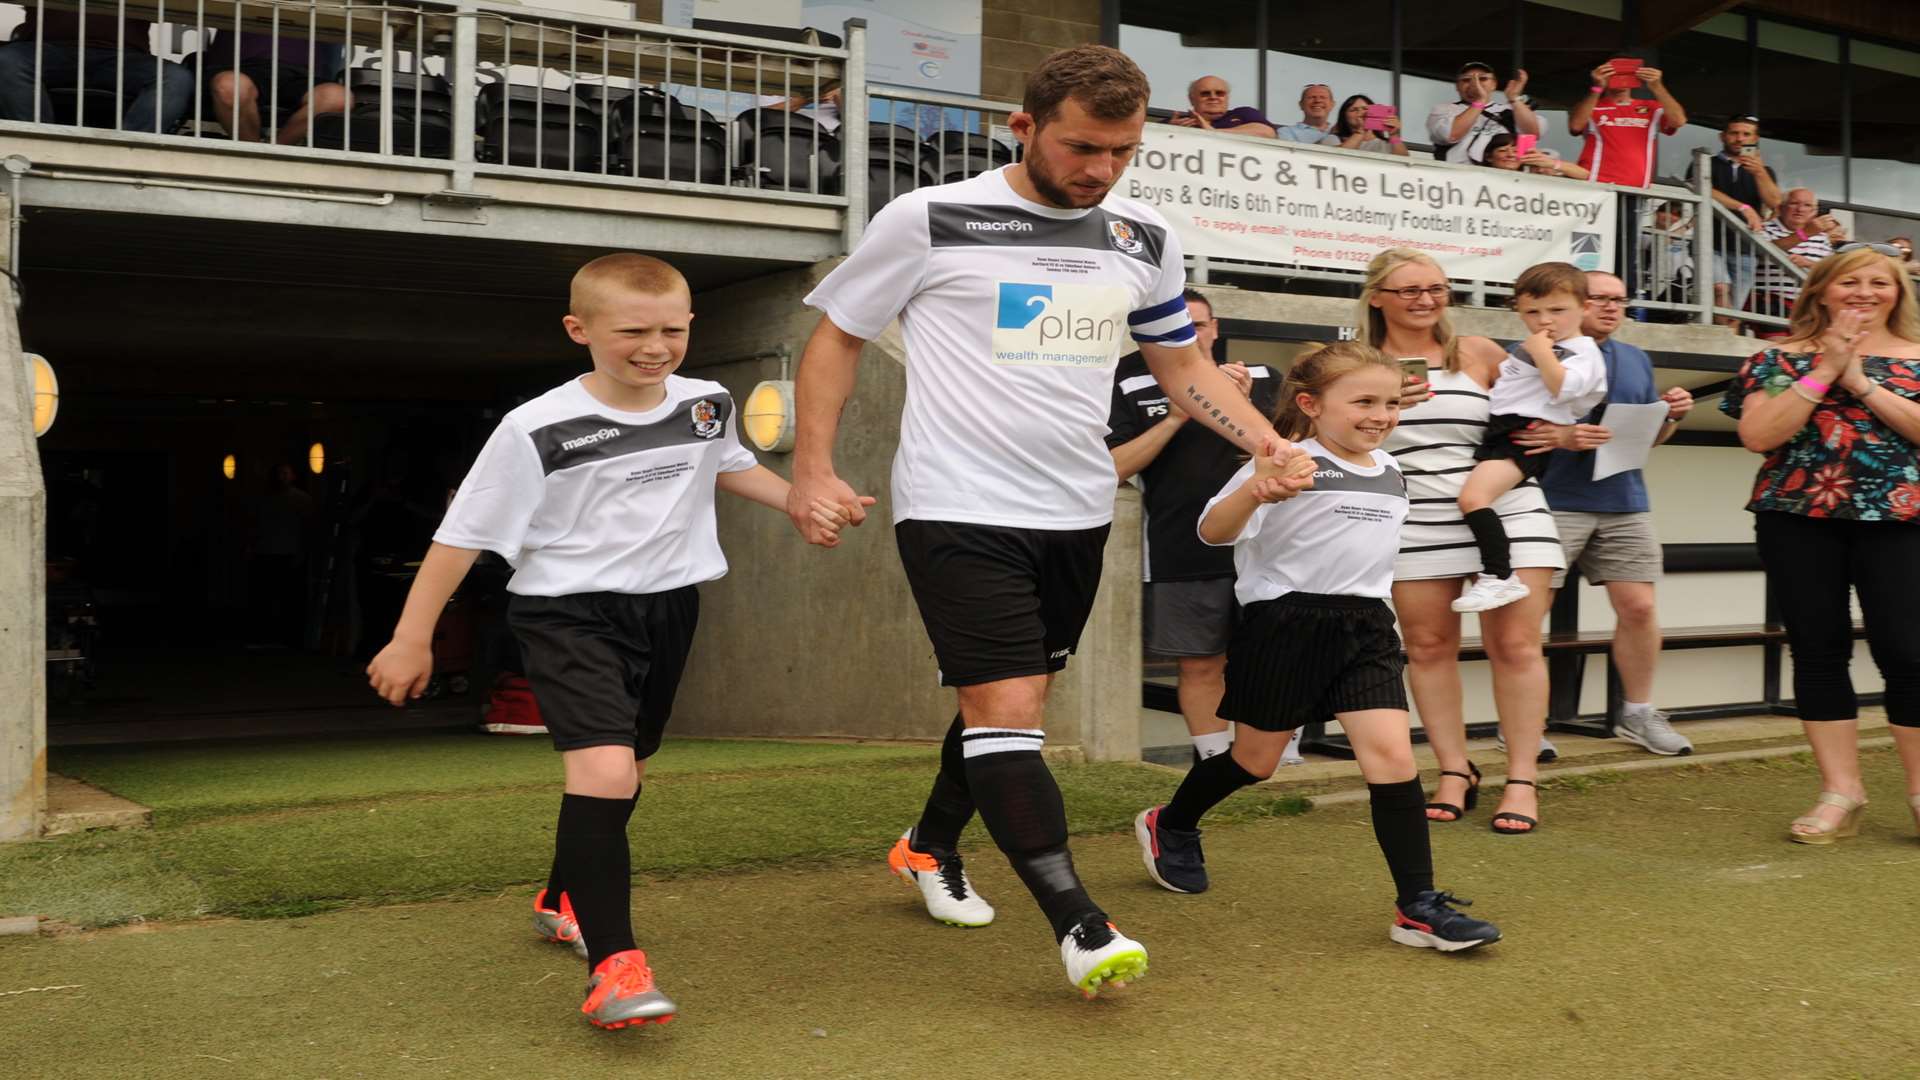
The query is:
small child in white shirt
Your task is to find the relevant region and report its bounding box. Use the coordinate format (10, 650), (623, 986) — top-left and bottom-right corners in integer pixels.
(1453, 261), (1608, 613)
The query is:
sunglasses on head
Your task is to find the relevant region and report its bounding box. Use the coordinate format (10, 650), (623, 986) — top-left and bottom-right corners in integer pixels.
(1837, 242), (1906, 258)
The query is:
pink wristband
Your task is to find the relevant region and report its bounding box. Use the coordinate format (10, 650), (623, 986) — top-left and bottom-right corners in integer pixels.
(1589, 85), (1603, 94)
(1797, 375), (1829, 395)
(1794, 228), (1809, 242)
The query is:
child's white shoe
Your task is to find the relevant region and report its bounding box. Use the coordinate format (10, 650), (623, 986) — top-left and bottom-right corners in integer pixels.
(1451, 573), (1531, 613)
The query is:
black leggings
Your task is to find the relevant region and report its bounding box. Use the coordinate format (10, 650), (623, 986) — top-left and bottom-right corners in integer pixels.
(1755, 511), (1920, 727)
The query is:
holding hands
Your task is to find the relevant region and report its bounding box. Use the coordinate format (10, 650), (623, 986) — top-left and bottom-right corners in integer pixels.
(785, 474), (878, 548)
(1248, 436), (1316, 504)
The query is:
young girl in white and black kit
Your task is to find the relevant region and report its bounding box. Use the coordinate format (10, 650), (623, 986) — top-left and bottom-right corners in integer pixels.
(1133, 342), (1502, 952)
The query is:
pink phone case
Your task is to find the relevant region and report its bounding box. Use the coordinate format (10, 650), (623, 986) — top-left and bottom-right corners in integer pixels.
(1514, 134), (1538, 157)
(1364, 104), (1396, 133)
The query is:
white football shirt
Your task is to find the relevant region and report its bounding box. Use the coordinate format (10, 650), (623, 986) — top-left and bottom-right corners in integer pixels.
(805, 166), (1195, 530)
(1200, 438), (1409, 604)
(1489, 334), (1608, 425)
(434, 374), (758, 596)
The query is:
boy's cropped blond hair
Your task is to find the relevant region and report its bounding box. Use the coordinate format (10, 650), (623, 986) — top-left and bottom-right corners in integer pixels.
(1511, 261), (1589, 302)
(570, 253), (691, 319)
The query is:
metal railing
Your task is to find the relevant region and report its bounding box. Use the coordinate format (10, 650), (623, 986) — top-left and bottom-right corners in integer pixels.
(0, 0), (857, 202)
(862, 85), (1018, 214)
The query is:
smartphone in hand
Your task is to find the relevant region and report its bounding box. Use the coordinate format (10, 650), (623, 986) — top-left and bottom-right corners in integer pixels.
(1399, 357), (1430, 384)
(1364, 103), (1397, 134)
(1607, 57), (1642, 89)
(1515, 134), (1538, 157)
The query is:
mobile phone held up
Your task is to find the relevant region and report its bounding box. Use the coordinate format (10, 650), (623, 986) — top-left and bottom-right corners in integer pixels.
(1363, 103), (1397, 134)
(1607, 57), (1642, 90)
(1738, 145), (1758, 156)
(1514, 134), (1538, 157)
(1399, 358), (1430, 385)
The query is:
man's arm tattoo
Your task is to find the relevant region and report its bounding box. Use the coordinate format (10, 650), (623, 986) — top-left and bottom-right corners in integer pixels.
(1184, 383), (1249, 441)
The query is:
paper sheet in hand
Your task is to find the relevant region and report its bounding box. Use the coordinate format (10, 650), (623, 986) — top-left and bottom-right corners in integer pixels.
(1590, 403), (1673, 481)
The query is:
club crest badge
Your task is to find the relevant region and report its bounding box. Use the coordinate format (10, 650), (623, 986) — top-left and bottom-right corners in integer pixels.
(690, 398), (724, 439)
(1107, 219), (1143, 255)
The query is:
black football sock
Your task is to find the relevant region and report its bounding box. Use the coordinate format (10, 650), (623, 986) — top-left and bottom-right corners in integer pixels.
(912, 713), (974, 854)
(962, 728), (1102, 942)
(1464, 507), (1514, 578)
(546, 784), (640, 908)
(556, 793), (638, 969)
(1159, 750), (1262, 832)
(1368, 779), (1436, 907)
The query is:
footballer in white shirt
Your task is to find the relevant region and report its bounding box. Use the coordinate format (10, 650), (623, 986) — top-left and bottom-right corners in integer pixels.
(1135, 343), (1505, 954)
(366, 254), (859, 1030)
(790, 45), (1309, 998)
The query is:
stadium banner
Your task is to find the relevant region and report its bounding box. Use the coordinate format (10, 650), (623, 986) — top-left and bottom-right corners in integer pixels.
(1124, 126), (1618, 284)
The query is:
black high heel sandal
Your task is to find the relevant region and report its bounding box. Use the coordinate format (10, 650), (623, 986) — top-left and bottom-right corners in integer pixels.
(1425, 761), (1481, 823)
(1491, 778), (1540, 835)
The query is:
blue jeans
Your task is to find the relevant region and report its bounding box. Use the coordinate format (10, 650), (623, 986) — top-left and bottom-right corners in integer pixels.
(0, 41), (194, 133)
(1712, 250), (1757, 312)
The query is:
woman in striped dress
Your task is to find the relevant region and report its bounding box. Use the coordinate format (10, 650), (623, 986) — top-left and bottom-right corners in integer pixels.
(1363, 249), (1566, 834)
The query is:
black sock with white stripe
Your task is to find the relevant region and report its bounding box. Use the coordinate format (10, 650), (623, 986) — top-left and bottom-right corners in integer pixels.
(1464, 507), (1513, 578)
(912, 714), (974, 854)
(1160, 750), (1262, 832)
(1368, 779), (1435, 907)
(962, 727), (1101, 942)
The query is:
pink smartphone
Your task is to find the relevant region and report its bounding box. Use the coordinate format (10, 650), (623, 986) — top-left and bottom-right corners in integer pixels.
(1363, 103), (1397, 133)
(1514, 134), (1538, 157)
(1607, 57), (1642, 90)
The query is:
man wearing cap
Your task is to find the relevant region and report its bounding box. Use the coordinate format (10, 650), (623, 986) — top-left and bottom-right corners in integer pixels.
(1427, 61), (1540, 164)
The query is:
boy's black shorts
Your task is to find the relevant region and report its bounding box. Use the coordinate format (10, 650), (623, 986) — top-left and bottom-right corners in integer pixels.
(895, 519), (1109, 687)
(1473, 413), (1552, 479)
(1218, 593), (1407, 732)
(507, 587), (699, 758)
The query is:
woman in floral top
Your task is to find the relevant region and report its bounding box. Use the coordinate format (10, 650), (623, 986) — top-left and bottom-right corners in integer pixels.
(1722, 246), (1920, 844)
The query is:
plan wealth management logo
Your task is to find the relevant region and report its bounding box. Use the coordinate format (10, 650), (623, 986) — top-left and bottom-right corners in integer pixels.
(992, 282), (1132, 368)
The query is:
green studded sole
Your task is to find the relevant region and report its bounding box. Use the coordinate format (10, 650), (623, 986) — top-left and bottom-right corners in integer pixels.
(1077, 951), (1149, 997)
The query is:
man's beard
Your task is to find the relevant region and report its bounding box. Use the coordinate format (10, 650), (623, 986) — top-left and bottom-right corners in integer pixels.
(1026, 156), (1108, 209)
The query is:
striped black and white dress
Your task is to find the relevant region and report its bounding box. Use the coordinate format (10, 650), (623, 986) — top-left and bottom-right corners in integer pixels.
(1384, 366), (1565, 581)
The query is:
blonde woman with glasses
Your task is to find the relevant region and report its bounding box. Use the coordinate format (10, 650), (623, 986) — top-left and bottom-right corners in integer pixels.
(1362, 248), (1568, 834)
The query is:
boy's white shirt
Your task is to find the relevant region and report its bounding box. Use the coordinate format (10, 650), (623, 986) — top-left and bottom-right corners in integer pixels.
(1488, 333), (1608, 425)
(434, 373), (758, 596)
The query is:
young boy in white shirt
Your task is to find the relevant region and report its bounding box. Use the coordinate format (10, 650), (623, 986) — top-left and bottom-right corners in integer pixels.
(366, 253), (859, 1030)
(1453, 261), (1608, 613)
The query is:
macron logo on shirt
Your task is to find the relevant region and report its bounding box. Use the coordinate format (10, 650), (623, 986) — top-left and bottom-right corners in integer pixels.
(561, 427), (621, 452)
(965, 219), (1034, 233)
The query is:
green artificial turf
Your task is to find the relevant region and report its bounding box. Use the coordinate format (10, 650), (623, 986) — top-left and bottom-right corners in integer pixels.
(7, 735), (1305, 928)
(2, 749), (1916, 1080)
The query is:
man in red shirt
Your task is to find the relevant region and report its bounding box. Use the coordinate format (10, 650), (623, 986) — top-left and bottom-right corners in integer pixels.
(1569, 60), (1687, 189)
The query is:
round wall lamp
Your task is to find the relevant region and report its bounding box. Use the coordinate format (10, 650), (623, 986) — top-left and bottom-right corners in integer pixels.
(743, 380), (795, 453)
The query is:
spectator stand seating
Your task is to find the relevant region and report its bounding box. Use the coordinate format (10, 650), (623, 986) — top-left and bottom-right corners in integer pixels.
(576, 84), (728, 184)
(734, 106), (840, 193)
(309, 67), (455, 158)
(865, 122), (934, 216)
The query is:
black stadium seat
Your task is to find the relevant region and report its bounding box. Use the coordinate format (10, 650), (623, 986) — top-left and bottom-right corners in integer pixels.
(923, 130), (1014, 185)
(865, 123), (933, 217)
(577, 86), (729, 185)
(309, 69), (453, 158)
(735, 107), (840, 193)
(476, 82), (602, 172)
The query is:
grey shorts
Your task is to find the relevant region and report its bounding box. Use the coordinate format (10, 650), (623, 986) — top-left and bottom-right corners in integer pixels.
(1143, 577), (1238, 658)
(1551, 511), (1663, 588)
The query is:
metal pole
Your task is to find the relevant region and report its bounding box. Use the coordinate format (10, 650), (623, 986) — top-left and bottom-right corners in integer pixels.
(380, 13), (396, 156)
(840, 19), (868, 252)
(1692, 149), (1715, 326)
(451, 4), (477, 190)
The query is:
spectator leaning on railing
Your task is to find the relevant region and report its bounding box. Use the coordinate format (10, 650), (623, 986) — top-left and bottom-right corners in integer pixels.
(1755, 188), (1846, 317)
(0, 9), (193, 133)
(1686, 116), (1783, 328)
(1169, 75), (1276, 138)
(1480, 132), (1589, 180)
(1332, 93), (1408, 157)
(1427, 61), (1540, 165)
(1721, 245), (1920, 846)
(1568, 60), (1686, 189)
(1273, 83), (1339, 145)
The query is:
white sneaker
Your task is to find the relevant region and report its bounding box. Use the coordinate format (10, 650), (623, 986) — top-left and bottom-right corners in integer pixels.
(1451, 573), (1531, 613)
(1615, 708), (1693, 756)
(1494, 733), (1558, 764)
(887, 829), (994, 927)
(1279, 728), (1305, 766)
(1060, 916), (1148, 998)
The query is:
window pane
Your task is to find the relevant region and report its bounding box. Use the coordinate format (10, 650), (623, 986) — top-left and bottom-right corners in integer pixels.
(1850, 41), (1920, 213)
(1754, 20), (1845, 202)
(1263, 2), (1393, 119)
(1118, 3), (1261, 115)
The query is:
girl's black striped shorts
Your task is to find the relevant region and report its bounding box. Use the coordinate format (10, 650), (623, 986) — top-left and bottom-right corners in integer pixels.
(1217, 592), (1407, 732)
